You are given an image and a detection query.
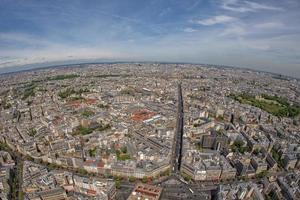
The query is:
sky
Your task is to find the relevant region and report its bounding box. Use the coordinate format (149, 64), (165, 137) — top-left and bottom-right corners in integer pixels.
(0, 0), (300, 77)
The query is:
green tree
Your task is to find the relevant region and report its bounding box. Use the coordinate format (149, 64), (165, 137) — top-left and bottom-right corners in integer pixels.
(89, 148), (97, 157)
(142, 176), (148, 183)
(121, 146), (127, 154)
(129, 176), (136, 182)
(115, 180), (121, 189)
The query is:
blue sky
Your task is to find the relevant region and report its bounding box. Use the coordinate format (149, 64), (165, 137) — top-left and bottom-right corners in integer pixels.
(0, 0), (300, 77)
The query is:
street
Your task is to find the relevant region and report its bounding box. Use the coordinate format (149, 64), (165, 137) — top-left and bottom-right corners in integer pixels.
(171, 82), (184, 175)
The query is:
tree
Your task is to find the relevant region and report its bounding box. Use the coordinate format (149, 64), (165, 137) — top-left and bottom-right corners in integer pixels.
(231, 140), (251, 154)
(256, 171), (268, 179)
(129, 176), (136, 182)
(115, 180), (121, 189)
(160, 169), (170, 177)
(181, 172), (192, 182)
(142, 176), (148, 183)
(28, 128), (37, 137)
(121, 146), (127, 154)
(89, 148), (97, 157)
(114, 175), (123, 181)
(77, 168), (88, 175)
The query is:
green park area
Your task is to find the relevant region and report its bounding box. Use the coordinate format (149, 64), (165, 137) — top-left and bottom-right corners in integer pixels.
(81, 109), (95, 117)
(116, 147), (131, 161)
(47, 74), (79, 81)
(73, 125), (93, 135)
(22, 83), (36, 100)
(58, 88), (89, 99)
(231, 140), (251, 154)
(230, 93), (300, 118)
(89, 147), (97, 157)
(73, 123), (111, 136)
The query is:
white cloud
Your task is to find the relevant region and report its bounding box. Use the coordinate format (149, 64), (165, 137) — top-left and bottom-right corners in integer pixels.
(0, 32), (123, 69)
(254, 22), (284, 29)
(221, 25), (246, 36)
(221, 0), (284, 12)
(183, 27), (197, 33)
(195, 15), (236, 26)
(0, 45), (119, 69)
(245, 1), (283, 11)
(222, 0), (252, 12)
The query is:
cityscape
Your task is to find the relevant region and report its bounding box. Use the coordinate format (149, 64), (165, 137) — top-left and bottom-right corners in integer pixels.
(1, 0), (300, 199)
(0, 63), (299, 199)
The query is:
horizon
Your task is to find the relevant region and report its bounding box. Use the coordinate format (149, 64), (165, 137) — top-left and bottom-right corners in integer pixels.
(1, 0), (300, 77)
(0, 60), (297, 80)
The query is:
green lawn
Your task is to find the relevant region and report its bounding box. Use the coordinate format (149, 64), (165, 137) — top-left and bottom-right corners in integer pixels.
(48, 74), (79, 81)
(73, 123), (111, 136)
(73, 125), (93, 135)
(22, 83), (36, 100)
(81, 110), (95, 117)
(230, 93), (300, 118)
(116, 148), (131, 161)
(58, 88), (77, 99)
(58, 88), (90, 99)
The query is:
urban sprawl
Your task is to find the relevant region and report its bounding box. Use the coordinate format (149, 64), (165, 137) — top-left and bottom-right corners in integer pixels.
(0, 63), (299, 200)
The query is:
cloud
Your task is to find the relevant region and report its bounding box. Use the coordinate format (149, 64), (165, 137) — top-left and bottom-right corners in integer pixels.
(0, 32), (119, 69)
(0, 47), (117, 69)
(183, 27), (197, 33)
(0, 0), (299, 78)
(195, 15), (236, 26)
(245, 1), (283, 11)
(0, 32), (52, 47)
(0, 47), (117, 68)
(221, 25), (246, 36)
(221, 0), (284, 12)
(254, 22), (284, 29)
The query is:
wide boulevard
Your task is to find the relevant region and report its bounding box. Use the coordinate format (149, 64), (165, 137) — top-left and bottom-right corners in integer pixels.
(171, 82), (184, 174)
